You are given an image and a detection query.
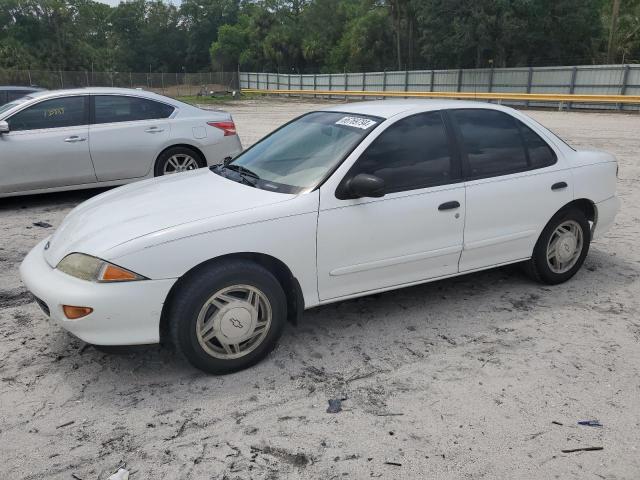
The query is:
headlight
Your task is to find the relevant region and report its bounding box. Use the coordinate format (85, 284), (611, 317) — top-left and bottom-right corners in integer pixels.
(56, 253), (147, 282)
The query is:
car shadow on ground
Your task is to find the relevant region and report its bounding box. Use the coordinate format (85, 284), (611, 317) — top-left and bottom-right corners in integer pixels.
(0, 187), (112, 211)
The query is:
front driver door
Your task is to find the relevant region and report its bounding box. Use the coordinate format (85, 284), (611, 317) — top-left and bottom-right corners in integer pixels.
(0, 95), (95, 194)
(317, 111), (465, 301)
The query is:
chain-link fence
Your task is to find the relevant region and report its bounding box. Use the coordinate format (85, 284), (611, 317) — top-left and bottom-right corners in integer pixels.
(0, 69), (240, 97)
(240, 64), (640, 111)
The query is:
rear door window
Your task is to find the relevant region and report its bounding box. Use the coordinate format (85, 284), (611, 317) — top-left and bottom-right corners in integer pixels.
(93, 95), (175, 124)
(7, 96), (88, 131)
(451, 109), (528, 178)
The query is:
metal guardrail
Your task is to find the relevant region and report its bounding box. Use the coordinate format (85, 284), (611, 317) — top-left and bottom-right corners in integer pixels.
(242, 88), (640, 106)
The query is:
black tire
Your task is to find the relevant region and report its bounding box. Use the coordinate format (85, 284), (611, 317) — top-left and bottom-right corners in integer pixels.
(154, 146), (205, 177)
(168, 260), (287, 374)
(524, 207), (590, 285)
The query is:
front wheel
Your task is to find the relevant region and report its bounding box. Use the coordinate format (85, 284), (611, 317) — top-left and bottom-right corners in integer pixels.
(168, 260), (287, 374)
(525, 207), (591, 285)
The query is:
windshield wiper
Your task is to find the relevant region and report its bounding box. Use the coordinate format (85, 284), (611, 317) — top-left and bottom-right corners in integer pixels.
(214, 163), (260, 187)
(223, 164), (260, 181)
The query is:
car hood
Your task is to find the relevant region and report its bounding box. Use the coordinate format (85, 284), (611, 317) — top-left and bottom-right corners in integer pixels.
(44, 169), (295, 267)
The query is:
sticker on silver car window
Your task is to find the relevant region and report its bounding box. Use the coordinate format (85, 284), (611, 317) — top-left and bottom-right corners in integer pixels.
(335, 116), (377, 130)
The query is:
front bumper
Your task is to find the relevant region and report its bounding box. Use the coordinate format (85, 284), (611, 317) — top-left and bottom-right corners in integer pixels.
(19, 239), (176, 345)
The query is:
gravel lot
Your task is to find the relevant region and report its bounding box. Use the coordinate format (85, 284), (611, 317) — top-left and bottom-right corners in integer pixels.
(1, 99), (639, 479)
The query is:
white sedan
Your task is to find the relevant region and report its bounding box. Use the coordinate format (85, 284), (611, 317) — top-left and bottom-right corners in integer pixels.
(0, 87), (242, 197)
(20, 100), (620, 374)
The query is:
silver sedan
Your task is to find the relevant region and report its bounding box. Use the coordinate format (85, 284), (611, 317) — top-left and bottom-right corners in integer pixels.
(0, 87), (242, 197)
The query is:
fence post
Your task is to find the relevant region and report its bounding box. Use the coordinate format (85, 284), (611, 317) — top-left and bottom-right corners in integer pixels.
(161, 72), (165, 95)
(85, 71), (89, 87)
(28, 70), (32, 86)
(328, 73), (332, 100)
(313, 73), (317, 99)
(288, 73), (291, 94)
(344, 71), (348, 100)
(362, 72), (367, 100)
(430, 70), (435, 92)
(457, 69), (462, 92)
(404, 70), (409, 97)
(382, 70), (387, 98)
(526, 66), (533, 107)
(488, 67), (494, 93)
(567, 66), (578, 110)
(130, 72), (133, 88)
(59, 70), (64, 88)
(619, 64), (630, 111)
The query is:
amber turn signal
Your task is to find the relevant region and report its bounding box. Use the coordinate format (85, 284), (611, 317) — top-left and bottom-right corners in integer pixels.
(100, 264), (139, 282)
(63, 305), (93, 320)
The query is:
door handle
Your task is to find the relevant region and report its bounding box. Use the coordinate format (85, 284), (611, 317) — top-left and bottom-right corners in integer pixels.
(438, 201), (461, 211)
(145, 127), (164, 133)
(64, 136), (86, 143)
(551, 181), (568, 191)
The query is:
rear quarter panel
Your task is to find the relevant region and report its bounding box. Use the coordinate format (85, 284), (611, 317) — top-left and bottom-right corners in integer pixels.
(570, 152), (617, 203)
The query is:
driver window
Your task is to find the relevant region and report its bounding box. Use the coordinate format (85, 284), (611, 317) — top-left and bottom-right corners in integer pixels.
(7, 96), (88, 132)
(348, 111), (455, 193)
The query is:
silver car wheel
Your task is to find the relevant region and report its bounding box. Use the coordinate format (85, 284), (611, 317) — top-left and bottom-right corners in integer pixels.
(546, 220), (584, 274)
(163, 154), (199, 174)
(196, 284), (272, 360)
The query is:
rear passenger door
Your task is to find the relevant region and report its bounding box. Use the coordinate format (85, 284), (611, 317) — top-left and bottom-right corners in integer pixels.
(448, 109), (573, 272)
(89, 95), (173, 181)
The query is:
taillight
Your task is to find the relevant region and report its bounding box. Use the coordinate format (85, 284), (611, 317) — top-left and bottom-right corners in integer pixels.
(207, 121), (236, 136)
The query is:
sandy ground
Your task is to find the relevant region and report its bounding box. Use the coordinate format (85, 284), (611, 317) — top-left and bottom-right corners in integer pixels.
(1, 99), (639, 480)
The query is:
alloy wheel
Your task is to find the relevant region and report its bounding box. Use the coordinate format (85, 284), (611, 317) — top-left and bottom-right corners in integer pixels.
(163, 154), (199, 174)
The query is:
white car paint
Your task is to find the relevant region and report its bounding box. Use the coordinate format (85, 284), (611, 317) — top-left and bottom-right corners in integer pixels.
(0, 87), (242, 197)
(20, 100), (620, 347)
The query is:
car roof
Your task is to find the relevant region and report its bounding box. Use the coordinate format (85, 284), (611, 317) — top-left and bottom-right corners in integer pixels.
(0, 86), (44, 91)
(24, 87), (180, 105)
(321, 99), (514, 119)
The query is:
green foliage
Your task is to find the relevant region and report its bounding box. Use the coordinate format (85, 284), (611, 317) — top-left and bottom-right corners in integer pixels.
(0, 0), (636, 73)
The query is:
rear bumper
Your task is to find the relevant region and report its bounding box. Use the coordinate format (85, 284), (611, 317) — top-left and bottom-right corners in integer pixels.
(593, 195), (621, 239)
(19, 239), (176, 345)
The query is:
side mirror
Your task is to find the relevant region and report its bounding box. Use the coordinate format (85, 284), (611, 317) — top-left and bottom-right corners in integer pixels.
(347, 173), (385, 198)
(0, 121), (9, 134)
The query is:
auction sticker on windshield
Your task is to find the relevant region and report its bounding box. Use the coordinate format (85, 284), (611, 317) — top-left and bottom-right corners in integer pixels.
(335, 116), (377, 130)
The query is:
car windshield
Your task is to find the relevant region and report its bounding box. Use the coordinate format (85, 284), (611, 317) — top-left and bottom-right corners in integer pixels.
(0, 96), (32, 116)
(214, 111), (382, 193)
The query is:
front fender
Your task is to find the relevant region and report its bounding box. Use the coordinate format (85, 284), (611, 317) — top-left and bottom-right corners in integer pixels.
(109, 192), (321, 308)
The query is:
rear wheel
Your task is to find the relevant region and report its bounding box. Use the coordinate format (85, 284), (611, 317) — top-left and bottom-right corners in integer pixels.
(155, 146), (205, 176)
(168, 260), (287, 374)
(524, 207), (590, 284)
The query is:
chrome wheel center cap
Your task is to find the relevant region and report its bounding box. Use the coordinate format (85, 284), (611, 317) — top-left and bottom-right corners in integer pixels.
(557, 235), (577, 262)
(219, 307), (253, 341)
